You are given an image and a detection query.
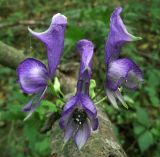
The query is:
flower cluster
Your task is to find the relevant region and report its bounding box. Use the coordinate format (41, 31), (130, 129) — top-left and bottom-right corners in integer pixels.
(17, 7), (143, 149)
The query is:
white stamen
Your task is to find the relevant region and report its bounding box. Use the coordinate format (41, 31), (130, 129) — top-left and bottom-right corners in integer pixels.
(76, 118), (79, 122)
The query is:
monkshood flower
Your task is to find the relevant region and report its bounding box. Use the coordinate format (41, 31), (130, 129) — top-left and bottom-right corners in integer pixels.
(105, 7), (143, 109)
(17, 13), (67, 118)
(60, 40), (98, 150)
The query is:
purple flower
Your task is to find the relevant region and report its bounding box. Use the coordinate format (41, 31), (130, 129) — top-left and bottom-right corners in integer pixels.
(105, 7), (143, 109)
(60, 40), (98, 150)
(17, 13), (67, 116)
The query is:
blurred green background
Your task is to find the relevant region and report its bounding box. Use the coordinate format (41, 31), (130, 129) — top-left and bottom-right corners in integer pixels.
(0, 0), (160, 157)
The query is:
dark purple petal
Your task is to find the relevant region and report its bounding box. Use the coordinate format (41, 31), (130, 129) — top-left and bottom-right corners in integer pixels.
(17, 58), (48, 94)
(28, 13), (67, 77)
(84, 109), (98, 130)
(64, 120), (76, 144)
(84, 81), (90, 96)
(81, 94), (97, 116)
(90, 117), (99, 131)
(74, 121), (91, 150)
(76, 80), (83, 94)
(80, 94), (98, 130)
(77, 39), (94, 82)
(59, 109), (73, 129)
(60, 95), (78, 129)
(105, 7), (141, 65)
(63, 96), (78, 112)
(91, 117), (99, 131)
(106, 58), (143, 91)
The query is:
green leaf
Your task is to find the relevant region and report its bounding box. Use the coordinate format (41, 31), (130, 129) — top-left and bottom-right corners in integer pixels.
(40, 100), (57, 112)
(133, 124), (145, 135)
(36, 100), (57, 119)
(138, 131), (154, 153)
(136, 107), (149, 126)
(24, 120), (38, 148)
(35, 138), (49, 154)
(155, 143), (160, 157)
(145, 69), (160, 106)
(8, 104), (22, 112)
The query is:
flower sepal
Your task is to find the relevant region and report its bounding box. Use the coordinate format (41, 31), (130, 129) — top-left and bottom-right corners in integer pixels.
(106, 88), (128, 109)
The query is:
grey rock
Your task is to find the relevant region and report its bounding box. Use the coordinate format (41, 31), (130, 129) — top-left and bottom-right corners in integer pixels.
(51, 108), (127, 157)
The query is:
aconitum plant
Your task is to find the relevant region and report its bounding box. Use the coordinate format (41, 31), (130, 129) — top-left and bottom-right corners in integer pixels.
(17, 7), (143, 150)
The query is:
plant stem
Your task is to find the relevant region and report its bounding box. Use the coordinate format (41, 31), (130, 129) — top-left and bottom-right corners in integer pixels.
(95, 96), (107, 105)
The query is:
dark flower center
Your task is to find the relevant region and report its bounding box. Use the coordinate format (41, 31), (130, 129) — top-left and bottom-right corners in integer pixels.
(72, 108), (87, 125)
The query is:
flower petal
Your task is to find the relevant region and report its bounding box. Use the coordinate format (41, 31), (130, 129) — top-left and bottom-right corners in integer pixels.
(81, 94), (97, 116)
(60, 95), (78, 129)
(17, 58), (48, 94)
(106, 89), (128, 109)
(59, 109), (73, 129)
(28, 13), (67, 77)
(90, 117), (99, 131)
(124, 70), (143, 89)
(106, 89), (119, 109)
(114, 90), (128, 109)
(77, 39), (94, 82)
(74, 121), (90, 150)
(63, 96), (78, 113)
(23, 86), (47, 121)
(105, 7), (141, 65)
(64, 120), (76, 144)
(106, 58), (143, 91)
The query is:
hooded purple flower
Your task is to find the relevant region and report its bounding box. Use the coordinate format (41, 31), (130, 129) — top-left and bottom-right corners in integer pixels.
(105, 7), (143, 109)
(60, 39), (98, 150)
(17, 13), (67, 116)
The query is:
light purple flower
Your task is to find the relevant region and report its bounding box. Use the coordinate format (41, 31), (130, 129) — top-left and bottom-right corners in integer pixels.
(60, 40), (98, 150)
(17, 13), (67, 116)
(105, 7), (143, 109)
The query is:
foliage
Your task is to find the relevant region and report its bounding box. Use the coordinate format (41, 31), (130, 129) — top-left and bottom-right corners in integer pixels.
(0, 0), (160, 157)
